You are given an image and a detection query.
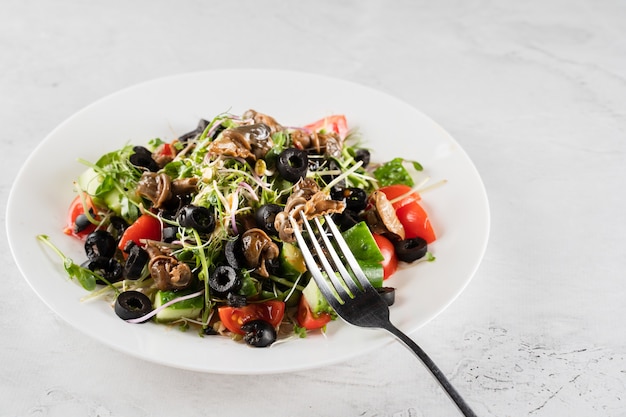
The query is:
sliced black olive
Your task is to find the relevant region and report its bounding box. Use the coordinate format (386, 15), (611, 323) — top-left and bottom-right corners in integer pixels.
(162, 226), (179, 243)
(377, 287), (396, 306)
(332, 210), (360, 231)
(277, 148), (308, 182)
(330, 187), (367, 212)
(209, 265), (242, 296)
(114, 290), (152, 321)
(84, 230), (117, 260)
(394, 237), (428, 263)
(320, 158), (345, 188)
(307, 154), (325, 171)
(354, 148), (371, 167)
(124, 244), (149, 279)
(160, 194), (192, 220)
(179, 118), (210, 142)
(254, 203), (283, 235)
(241, 319), (277, 347)
(177, 205), (216, 234)
(226, 292), (248, 307)
(129, 146), (159, 172)
(265, 257), (281, 276)
(107, 216), (128, 241)
(82, 257), (123, 284)
(224, 237), (245, 270)
(123, 239), (137, 254)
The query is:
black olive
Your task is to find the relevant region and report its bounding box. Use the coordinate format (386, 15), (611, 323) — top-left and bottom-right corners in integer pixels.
(331, 210), (360, 231)
(177, 205), (216, 234)
(254, 204), (283, 235)
(210, 124), (226, 140)
(241, 319), (277, 347)
(114, 290), (152, 321)
(123, 239), (137, 254)
(209, 265), (242, 296)
(160, 194), (192, 220)
(320, 158), (345, 189)
(330, 187), (367, 212)
(224, 237), (245, 270)
(179, 118), (210, 143)
(265, 257), (281, 276)
(354, 148), (371, 167)
(129, 146), (159, 172)
(84, 230), (117, 260)
(226, 292), (248, 307)
(162, 226), (179, 243)
(277, 148), (308, 182)
(107, 216), (128, 241)
(377, 287), (396, 306)
(82, 257), (123, 284)
(124, 244), (149, 279)
(307, 154), (324, 171)
(203, 326), (218, 336)
(74, 212), (92, 234)
(394, 237), (428, 263)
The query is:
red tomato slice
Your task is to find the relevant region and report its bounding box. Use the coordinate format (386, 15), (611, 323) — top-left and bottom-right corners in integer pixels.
(218, 300), (286, 335)
(117, 213), (162, 251)
(63, 193), (98, 239)
(372, 234), (398, 280)
(396, 201), (436, 244)
(297, 296), (332, 330)
(304, 114), (349, 139)
(378, 185), (421, 211)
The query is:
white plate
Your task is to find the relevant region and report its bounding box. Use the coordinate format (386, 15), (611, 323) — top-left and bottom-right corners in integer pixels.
(6, 70), (489, 374)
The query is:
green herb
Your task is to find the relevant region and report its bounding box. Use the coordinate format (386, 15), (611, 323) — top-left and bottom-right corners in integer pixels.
(37, 234), (98, 291)
(373, 157), (419, 187)
(77, 144), (142, 222)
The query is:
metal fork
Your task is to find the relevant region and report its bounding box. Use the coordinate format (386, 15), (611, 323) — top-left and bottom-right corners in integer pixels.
(290, 212), (478, 417)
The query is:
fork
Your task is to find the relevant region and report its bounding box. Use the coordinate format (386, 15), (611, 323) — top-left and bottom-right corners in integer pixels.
(290, 212), (478, 417)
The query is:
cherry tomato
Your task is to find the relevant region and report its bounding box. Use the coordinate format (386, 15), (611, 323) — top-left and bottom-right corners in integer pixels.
(372, 234), (398, 280)
(63, 193), (98, 239)
(378, 184), (421, 211)
(218, 300), (286, 335)
(296, 296), (332, 330)
(304, 114), (349, 139)
(396, 201), (436, 244)
(117, 213), (162, 251)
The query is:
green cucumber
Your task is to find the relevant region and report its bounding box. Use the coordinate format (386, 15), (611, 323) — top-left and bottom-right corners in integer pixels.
(154, 290), (203, 323)
(77, 167), (125, 215)
(279, 242), (307, 280)
(301, 277), (334, 315)
(342, 221), (384, 288)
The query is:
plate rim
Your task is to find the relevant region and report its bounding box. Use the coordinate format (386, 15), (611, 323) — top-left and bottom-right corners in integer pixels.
(6, 69), (490, 374)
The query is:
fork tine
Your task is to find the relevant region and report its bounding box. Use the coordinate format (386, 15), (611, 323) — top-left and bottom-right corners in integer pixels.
(311, 216), (362, 295)
(323, 214), (375, 291)
(288, 214), (348, 307)
(298, 212), (352, 302)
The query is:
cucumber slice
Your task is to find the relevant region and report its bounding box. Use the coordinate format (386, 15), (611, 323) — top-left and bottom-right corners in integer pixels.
(279, 242), (307, 279)
(154, 290), (203, 323)
(77, 167), (125, 215)
(302, 278), (334, 315)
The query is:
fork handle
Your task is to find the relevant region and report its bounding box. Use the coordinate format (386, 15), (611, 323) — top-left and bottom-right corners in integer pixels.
(382, 323), (478, 417)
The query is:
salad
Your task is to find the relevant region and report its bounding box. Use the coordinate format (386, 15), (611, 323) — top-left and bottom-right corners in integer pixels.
(39, 109), (437, 348)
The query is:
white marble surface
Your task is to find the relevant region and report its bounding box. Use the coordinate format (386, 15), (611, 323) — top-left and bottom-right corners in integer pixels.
(2, 0), (625, 416)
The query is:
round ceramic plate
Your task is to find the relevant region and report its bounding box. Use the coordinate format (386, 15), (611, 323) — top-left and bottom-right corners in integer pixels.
(6, 70), (489, 374)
